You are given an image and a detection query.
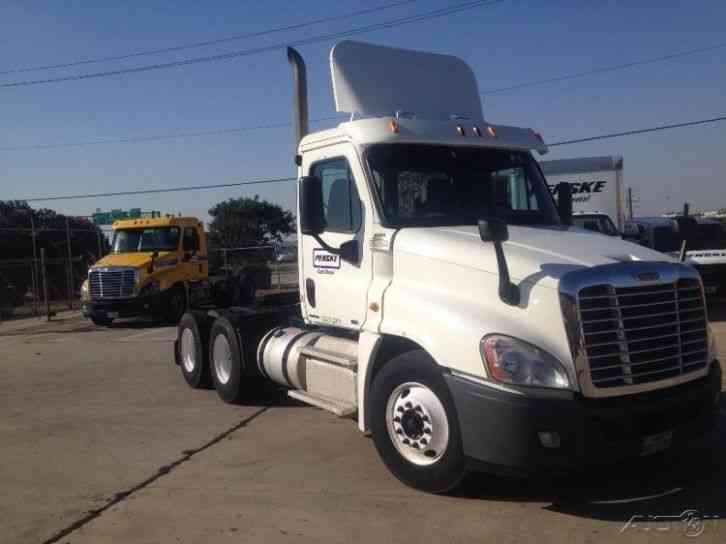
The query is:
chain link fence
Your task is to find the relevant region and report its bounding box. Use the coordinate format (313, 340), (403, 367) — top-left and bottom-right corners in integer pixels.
(0, 253), (95, 320)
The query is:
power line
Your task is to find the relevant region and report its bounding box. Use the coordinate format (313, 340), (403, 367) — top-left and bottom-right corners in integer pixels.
(20, 177), (297, 202)
(13, 114), (726, 203)
(549, 114), (726, 147)
(482, 41), (726, 94)
(0, 116), (344, 151)
(0, 1), (418, 76)
(0, 0), (504, 89)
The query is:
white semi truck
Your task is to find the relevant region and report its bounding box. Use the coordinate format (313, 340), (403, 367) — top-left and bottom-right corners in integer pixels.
(174, 41), (721, 493)
(540, 156), (625, 233)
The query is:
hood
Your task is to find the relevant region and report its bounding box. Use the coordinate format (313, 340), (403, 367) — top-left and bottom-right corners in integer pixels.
(92, 251), (173, 270)
(393, 225), (673, 289)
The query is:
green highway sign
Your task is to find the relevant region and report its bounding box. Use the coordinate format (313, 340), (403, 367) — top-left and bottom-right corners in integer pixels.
(92, 208), (156, 225)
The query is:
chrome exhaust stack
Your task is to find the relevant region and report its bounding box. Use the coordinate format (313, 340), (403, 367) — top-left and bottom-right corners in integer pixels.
(287, 47), (309, 148)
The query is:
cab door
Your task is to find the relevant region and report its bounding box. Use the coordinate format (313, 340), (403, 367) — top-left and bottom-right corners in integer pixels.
(181, 226), (206, 281)
(300, 145), (373, 329)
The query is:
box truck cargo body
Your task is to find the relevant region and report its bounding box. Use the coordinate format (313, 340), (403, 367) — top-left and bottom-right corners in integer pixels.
(540, 156), (625, 231)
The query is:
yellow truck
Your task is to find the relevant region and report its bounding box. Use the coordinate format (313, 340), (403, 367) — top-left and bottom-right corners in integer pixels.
(81, 216), (273, 326)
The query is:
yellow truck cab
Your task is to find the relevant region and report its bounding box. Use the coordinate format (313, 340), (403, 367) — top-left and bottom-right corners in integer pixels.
(81, 216), (207, 326)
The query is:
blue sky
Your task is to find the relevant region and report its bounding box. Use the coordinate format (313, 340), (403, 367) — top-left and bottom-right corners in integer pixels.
(2, 0), (725, 223)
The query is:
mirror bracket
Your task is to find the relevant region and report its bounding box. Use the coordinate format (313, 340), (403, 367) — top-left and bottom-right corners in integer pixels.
(478, 219), (520, 306)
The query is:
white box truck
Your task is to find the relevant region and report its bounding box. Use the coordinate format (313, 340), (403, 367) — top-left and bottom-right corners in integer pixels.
(174, 41), (721, 493)
(540, 156), (625, 233)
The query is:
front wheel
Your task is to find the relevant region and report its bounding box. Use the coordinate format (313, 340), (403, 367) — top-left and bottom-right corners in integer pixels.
(369, 350), (466, 493)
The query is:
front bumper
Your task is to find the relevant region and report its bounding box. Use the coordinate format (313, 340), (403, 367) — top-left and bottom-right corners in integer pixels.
(83, 294), (157, 319)
(445, 360), (722, 475)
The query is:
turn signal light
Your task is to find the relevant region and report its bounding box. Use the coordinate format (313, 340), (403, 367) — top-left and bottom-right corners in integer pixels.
(389, 120), (399, 133)
(487, 125), (497, 138)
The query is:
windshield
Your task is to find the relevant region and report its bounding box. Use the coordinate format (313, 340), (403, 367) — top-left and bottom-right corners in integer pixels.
(572, 214), (619, 236)
(366, 144), (560, 227)
(112, 227), (180, 253)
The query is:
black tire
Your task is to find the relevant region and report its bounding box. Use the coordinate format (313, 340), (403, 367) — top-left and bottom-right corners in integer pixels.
(91, 315), (113, 327)
(209, 317), (247, 403)
(177, 312), (211, 388)
(369, 350), (466, 494)
(165, 285), (187, 324)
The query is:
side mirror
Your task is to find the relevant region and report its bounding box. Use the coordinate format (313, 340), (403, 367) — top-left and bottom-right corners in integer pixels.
(339, 240), (359, 264)
(300, 176), (326, 236)
(148, 250), (159, 273)
(478, 218), (509, 243)
(557, 182), (573, 226)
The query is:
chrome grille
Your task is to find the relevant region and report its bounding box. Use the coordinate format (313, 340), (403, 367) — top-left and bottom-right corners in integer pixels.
(89, 268), (136, 299)
(577, 278), (708, 388)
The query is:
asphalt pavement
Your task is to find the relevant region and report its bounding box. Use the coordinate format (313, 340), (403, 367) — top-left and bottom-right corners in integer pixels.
(1, 309), (725, 543)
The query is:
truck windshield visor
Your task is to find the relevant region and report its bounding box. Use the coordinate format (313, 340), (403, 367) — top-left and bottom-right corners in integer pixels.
(112, 227), (180, 253)
(366, 144), (560, 227)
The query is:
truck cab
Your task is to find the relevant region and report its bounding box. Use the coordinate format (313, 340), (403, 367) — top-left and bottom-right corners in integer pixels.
(571, 212), (621, 237)
(175, 41), (721, 493)
(82, 216), (206, 325)
(626, 216), (726, 301)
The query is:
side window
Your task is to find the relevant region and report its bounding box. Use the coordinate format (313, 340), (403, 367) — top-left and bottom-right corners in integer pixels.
(183, 227), (199, 252)
(310, 158), (362, 233)
(491, 166), (540, 212)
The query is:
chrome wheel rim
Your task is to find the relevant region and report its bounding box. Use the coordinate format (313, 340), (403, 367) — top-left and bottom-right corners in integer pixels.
(213, 334), (232, 385)
(385, 382), (449, 466)
(180, 328), (196, 373)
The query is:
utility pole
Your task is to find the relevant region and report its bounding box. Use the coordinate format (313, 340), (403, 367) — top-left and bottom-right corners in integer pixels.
(41, 248), (51, 321)
(65, 217), (74, 310)
(627, 188), (634, 220)
(30, 216), (39, 316)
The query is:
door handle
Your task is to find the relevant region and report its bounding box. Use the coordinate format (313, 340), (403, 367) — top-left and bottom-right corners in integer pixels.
(305, 278), (316, 308)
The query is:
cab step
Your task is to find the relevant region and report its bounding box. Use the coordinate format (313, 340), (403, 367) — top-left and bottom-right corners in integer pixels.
(299, 345), (357, 370)
(288, 390), (356, 418)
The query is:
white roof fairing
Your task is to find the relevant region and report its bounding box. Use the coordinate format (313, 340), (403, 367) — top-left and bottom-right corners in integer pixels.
(297, 40), (548, 155)
(331, 40), (484, 122)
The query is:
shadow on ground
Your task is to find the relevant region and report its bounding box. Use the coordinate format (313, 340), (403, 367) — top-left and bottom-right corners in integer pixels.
(451, 396), (726, 526)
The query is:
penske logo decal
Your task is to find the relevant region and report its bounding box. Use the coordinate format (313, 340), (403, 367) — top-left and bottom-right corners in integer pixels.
(313, 249), (340, 270)
(688, 251), (726, 259)
(548, 181), (607, 203)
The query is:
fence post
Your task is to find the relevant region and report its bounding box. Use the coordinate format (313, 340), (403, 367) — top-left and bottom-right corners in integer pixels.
(30, 216), (39, 316)
(41, 248), (51, 321)
(65, 217), (74, 310)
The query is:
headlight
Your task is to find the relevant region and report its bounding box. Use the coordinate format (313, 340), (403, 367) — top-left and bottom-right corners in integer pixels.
(480, 335), (571, 389)
(81, 280), (90, 301)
